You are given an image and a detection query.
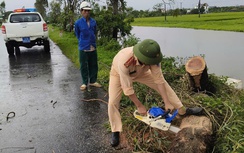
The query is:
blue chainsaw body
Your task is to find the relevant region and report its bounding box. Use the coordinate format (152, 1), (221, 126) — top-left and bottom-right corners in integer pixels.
(148, 107), (178, 123)
(134, 107), (180, 132)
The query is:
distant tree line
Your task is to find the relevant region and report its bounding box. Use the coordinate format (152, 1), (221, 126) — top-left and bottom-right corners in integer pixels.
(129, 5), (244, 18)
(208, 5), (244, 13)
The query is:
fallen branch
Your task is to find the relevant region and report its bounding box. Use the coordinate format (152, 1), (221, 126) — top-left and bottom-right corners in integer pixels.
(0, 147), (34, 152)
(6, 112), (15, 121)
(53, 101), (57, 108)
(81, 99), (108, 104)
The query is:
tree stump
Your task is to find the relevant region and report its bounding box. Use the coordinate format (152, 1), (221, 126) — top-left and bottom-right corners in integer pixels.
(167, 116), (213, 153)
(185, 56), (215, 94)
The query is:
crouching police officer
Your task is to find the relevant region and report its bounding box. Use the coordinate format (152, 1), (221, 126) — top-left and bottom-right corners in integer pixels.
(108, 39), (203, 147)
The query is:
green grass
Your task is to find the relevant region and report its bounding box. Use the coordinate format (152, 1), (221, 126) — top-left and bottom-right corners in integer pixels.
(49, 27), (80, 67)
(132, 12), (244, 32)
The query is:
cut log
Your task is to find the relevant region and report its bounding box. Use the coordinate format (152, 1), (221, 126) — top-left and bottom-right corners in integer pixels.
(185, 56), (215, 94)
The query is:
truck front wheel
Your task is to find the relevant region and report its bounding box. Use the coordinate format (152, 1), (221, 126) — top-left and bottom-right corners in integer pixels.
(44, 40), (50, 53)
(5, 43), (14, 56)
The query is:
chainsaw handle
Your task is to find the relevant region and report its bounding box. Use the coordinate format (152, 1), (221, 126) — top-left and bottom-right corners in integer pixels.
(161, 109), (171, 118)
(166, 109), (178, 123)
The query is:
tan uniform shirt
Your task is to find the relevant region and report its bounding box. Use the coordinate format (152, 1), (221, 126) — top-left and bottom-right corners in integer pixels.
(110, 47), (166, 96)
(108, 47), (183, 132)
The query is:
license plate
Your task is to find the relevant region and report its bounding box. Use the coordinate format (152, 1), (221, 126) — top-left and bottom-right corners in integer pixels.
(22, 37), (30, 43)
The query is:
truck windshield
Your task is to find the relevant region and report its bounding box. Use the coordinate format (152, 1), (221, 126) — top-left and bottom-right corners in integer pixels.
(10, 14), (41, 23)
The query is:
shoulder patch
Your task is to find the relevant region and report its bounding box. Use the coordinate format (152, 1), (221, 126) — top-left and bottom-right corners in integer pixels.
(124, 56), (136, 68)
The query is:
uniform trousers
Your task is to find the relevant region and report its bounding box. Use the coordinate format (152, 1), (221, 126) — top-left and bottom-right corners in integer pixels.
(108, 71), (183, 132)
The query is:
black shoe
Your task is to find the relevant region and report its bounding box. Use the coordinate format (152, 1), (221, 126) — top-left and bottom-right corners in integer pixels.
(184, 107), (203, 116)
(110, 132), (120, 147)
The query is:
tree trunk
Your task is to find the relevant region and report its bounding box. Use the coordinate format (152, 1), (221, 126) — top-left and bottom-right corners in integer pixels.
(63, 0), (68, 31)
(167, 116), (213, 153)
(111, 0), (118, 40)
(185, 56), (215, 94)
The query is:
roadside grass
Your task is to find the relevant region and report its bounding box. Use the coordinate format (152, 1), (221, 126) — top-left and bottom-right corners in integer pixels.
(49, 27), (80, 67)
(49, 17), (244, 153)
(132, 12), (244, 32)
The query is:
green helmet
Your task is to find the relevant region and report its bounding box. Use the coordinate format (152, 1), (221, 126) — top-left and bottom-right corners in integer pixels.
(133, 39), (162, 65)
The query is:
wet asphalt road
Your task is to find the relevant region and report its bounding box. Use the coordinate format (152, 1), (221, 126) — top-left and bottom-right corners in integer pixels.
(0, 35), (129, 153)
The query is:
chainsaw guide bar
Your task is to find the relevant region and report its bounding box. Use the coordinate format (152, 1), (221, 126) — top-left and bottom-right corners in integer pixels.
(133, 107), (181, 133)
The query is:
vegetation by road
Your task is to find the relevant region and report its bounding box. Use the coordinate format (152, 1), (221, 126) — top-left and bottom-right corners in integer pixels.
(132, 12), (244, 32)
(49, 16), (244, 152)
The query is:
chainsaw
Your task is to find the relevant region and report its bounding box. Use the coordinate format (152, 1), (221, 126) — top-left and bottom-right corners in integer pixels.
(133, 107), (181, 133)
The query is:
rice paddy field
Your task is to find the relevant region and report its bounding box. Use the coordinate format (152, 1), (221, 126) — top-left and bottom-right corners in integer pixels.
(132, 12), (244, 32)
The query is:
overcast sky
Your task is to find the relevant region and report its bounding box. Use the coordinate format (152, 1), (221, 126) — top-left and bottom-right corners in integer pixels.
(3, 0), (244, 11)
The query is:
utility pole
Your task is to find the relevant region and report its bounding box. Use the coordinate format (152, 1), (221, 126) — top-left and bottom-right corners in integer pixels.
(198, 0), (201, 18)
(164, 2), (167, 21)
(180, 1), (182, 16)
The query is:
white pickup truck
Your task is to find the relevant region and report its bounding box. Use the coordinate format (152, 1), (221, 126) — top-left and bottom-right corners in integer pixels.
(1, 8), (50, 56)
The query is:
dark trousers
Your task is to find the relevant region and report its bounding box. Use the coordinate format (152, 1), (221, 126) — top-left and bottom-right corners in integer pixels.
(79, 50), (98, 85)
